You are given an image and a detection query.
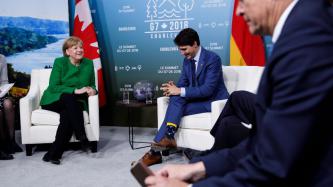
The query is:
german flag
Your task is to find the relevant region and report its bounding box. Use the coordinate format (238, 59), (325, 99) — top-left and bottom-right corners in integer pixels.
(230, 0), (266, 66)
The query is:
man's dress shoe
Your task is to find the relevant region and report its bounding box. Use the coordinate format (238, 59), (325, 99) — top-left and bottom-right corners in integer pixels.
(140, 151), (162, 166)
(151, 137), (177, 151)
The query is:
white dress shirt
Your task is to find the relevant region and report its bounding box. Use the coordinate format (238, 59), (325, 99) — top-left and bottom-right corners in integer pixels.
(180, 46), (202, 97)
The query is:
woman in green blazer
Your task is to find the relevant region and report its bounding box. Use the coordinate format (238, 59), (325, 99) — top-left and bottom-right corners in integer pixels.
(40, 36), (97, 165)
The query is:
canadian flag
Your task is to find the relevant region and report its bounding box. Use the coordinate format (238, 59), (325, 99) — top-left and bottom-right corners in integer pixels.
(73, 0), (106, 106)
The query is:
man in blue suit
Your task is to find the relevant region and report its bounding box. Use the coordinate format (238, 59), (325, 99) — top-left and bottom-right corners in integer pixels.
(145, 0), (333, 186)
(140, 28), (229, 166)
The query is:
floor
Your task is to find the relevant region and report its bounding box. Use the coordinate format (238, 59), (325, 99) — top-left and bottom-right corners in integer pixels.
(0, 126), (188, 187)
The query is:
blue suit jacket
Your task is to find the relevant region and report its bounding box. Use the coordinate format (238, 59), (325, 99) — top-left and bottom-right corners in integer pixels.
(154, 47), (229, 142)
(177, 47), (229, 110)
(194, 0), (333, 186)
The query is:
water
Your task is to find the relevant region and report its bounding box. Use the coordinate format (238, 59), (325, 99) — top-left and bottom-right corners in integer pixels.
(6, 34), (68, 74)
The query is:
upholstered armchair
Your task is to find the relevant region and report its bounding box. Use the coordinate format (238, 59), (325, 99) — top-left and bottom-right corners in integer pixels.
(20, 69), (99, 156)
(157, 66), (264, 151)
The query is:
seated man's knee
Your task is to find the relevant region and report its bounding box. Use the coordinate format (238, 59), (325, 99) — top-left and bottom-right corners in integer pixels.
(229, 91), (253, 105)
(229, 91), (248, 100)
(169, 95), (185, 104)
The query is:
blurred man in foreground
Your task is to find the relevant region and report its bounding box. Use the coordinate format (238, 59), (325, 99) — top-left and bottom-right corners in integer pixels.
(145, 0), (333, 186)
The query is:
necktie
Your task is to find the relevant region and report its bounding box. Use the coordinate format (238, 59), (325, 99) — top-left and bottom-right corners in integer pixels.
(191, 59), (196, 87)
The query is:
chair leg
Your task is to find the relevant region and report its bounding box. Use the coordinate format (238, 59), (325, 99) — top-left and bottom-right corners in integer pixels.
(90, 141), (97, 153)
(26, 144), (33, 156)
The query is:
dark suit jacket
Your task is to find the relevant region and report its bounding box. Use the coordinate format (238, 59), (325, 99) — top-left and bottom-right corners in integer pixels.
(177, 47), (229, 110)
(194, 0), (333, 186)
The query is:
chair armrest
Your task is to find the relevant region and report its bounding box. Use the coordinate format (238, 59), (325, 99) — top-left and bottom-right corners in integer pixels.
(211, 99), (227, 125)
(19, 84), (40, 144)
(88, 94), (99, 140)
(157, 96), (169, 129)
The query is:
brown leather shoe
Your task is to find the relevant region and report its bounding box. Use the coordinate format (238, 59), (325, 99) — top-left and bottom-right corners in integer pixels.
(140, 151), (162, 166)
(151, 137), (177, 151)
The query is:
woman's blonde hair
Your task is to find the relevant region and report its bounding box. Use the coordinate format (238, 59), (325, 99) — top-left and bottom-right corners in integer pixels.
(62, 36), (83, 56)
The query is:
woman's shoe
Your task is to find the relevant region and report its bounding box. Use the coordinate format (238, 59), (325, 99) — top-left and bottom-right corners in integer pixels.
(80, 139), (91, 152)
(42, 153), (61, 165)
(0, 151), (14, 160)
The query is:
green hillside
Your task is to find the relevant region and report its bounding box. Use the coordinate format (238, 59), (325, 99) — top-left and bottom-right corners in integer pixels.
(0, 27), (57, 56)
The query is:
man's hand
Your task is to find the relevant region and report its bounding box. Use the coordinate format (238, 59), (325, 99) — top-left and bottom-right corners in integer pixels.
(145, 175), (189, 187)
(154, 162), (206, 183)
(161, 81), (181, 96)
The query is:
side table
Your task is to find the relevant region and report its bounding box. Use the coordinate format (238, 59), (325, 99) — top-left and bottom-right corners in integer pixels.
(116, 100), (156, 150)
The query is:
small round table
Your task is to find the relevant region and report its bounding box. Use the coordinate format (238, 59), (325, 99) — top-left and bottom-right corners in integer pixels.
(116, 100), (156, 150)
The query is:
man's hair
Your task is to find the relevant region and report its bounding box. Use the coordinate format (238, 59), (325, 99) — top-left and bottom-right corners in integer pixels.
(174, 28), (200, 46)
(62, 36), (83, 56)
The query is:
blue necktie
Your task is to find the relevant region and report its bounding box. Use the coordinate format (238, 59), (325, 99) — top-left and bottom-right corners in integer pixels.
(191, 59), (196, 87)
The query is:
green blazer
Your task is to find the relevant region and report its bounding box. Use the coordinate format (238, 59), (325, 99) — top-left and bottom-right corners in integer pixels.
(40, 56), (96, 107)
